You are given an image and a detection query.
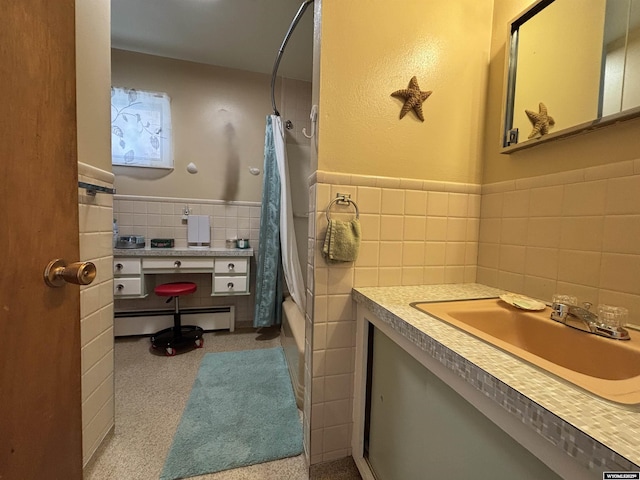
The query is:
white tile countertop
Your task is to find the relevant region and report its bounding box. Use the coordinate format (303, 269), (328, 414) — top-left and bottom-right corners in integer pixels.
(113, 247), (253, 257)
(352, 283), (640, 472)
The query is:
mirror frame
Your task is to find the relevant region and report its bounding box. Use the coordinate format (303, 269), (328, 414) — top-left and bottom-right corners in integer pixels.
(500, 0), (640, 154)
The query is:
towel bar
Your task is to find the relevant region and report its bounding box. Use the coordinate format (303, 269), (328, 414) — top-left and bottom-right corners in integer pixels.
(326, 194), (359, 221)
(78, 181), (115, 196)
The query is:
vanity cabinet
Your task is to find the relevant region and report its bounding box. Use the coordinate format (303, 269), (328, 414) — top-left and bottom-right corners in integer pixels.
(113, 248), (253, 336)
(352, 302), (599, 480)
(213, 258), (249, 295)
(365, 326), (561, 480)
(141, 257), (214, 271)
(113, 258), (143, 297)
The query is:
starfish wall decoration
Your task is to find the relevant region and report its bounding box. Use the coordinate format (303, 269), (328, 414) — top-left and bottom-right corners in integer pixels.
(391, 76), (432, 122)
(525, 102), (555, 138)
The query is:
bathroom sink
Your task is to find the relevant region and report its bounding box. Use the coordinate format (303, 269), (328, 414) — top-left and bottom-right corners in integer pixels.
(413, 298), (640, 404)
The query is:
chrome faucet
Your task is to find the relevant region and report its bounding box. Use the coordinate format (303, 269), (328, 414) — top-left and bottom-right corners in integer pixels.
(550, 302), (630, 340)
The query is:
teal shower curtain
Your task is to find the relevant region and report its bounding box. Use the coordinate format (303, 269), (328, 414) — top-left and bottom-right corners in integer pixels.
(254, 116), (284, 327)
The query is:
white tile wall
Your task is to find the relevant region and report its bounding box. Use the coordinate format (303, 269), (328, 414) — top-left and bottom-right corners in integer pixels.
(114, 197), (262, 250)
(307, 170), (481, 464)
(306, 159), (640, 465)
(78, 164), (115, 466)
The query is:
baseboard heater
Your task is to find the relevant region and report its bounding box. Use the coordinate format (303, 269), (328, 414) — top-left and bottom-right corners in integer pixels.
(114, 306), (235, 337)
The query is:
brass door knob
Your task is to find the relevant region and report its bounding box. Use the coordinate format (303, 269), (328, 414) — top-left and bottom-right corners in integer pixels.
(44, 259), (97, 287)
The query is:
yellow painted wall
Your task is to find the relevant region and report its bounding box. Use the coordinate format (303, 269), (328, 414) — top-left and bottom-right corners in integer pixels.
(316, 0), (493, 184)
(483, 0), (640, 184)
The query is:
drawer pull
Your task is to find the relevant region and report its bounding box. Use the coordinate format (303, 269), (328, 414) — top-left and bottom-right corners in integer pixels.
(115, 263), (123, 270)
(174, 260), (182, 268)
(116, 284), (124, 291)
(227, 282), (234, 289)
(228, 263), (234, 270)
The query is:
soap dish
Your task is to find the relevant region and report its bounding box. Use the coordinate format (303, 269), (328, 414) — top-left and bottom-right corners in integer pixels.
(150, 238), (175, 248)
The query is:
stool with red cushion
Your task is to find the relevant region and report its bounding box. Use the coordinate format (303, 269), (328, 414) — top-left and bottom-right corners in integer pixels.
(150, 282), (204, 356)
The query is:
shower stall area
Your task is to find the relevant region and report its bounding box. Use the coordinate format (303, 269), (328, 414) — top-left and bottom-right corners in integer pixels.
(258, 0), (315, 408)
(277, 77), (313, 408)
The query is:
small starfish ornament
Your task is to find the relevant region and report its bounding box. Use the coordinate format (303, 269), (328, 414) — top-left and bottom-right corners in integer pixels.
(525, 102), (555, 138)
(391, 76), (432, 121)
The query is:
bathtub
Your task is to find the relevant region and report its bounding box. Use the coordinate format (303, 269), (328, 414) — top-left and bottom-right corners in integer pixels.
(281, 297), (305, 409)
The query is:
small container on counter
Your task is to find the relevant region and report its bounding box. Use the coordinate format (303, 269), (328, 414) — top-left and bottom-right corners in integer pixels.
(226, 239), (238, 249)
(237, 238), (250, 249)
(150, 238), (175, 248)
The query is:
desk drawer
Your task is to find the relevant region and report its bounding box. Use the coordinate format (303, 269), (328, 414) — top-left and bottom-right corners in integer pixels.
(114, 258), (141, 275)
(114, 277), (142, 296)
(214, 276), (248, 294)
(214, 258), (248, 274)
(142, 258), (214, 270)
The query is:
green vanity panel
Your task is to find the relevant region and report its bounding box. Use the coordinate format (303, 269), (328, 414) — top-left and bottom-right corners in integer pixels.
(367, 326), (563, 480)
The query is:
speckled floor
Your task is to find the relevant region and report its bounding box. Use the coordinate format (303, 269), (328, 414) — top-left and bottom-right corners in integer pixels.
(84, 328), (311, 480)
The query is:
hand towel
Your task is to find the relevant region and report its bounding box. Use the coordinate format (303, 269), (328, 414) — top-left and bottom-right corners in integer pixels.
(322, 218), (361, 263)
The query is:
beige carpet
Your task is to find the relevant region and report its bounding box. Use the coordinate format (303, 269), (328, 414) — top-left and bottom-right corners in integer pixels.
(84, 328), (310, 480)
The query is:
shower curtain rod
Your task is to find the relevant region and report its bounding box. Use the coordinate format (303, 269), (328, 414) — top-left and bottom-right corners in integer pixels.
(270, 0), (314, 116)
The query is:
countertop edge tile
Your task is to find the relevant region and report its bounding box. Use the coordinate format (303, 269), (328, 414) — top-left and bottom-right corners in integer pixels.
(113, 247), (254, 257)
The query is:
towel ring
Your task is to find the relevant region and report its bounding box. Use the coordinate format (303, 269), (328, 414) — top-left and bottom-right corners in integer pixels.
(326, 194), (360, 221)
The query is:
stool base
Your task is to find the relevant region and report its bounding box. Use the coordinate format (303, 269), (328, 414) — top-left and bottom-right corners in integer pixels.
(150, 325), (204, 356)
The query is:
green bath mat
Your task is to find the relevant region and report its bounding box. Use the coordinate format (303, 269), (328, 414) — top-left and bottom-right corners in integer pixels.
(160, 347), (303, 480)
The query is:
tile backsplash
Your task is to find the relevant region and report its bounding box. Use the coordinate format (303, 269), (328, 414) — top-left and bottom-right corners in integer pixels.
(114, 196), (261, 250)
(477, 159), (640, 323)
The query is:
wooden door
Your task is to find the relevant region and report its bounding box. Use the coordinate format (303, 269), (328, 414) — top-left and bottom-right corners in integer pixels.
(0, 0), (83, 478)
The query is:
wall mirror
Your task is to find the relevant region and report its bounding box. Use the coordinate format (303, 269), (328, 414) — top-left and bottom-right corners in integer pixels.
(501, 0), (640, 153)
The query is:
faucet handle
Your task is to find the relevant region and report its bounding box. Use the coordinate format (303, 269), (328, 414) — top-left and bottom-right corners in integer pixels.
(550, 302), (570, 323)
(581, 301), (592, 311)
(597, 304), (628, 327)
(550, 294), (577, 323)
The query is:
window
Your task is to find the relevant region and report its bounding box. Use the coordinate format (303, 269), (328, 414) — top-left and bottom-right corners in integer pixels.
(111, 87), (173, 169)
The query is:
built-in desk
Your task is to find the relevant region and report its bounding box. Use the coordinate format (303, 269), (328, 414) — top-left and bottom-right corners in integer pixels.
(113, 247), (253, 298)
(113, 247), (254, 336)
